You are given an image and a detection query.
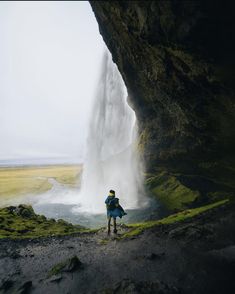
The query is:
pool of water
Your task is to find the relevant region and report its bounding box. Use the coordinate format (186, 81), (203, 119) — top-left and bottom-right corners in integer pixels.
(22, 178), (160, 228)
(32, 197), (161, 228)
(3, 177), (164, 228)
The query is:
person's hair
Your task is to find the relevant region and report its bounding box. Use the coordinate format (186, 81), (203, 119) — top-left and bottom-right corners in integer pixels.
(109, 189), (115, 194)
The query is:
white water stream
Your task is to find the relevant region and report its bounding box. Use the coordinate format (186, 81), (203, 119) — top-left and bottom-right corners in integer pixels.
(4, 50), (150, 226)
(74, 51), (145, 213)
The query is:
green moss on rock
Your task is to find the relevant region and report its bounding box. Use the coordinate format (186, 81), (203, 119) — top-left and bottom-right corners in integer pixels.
(138, 128), (150, 154)
(0, 205), (90, 239)
(121, 199), (229, 239)
(146, 172), (200, 211)
(47, 256), (82, 278)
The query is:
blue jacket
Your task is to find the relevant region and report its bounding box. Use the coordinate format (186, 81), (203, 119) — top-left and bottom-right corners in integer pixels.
(105, 196), (126, 218)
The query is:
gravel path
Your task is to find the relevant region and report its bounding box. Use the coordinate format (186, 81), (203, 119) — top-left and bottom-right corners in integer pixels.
(1, 204), (235, 294)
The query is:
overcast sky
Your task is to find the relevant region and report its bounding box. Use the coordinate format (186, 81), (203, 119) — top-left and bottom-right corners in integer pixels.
(0, 1), (104, 163)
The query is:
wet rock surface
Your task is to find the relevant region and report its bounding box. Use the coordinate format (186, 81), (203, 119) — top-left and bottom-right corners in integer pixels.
(16, 281), (32, 294)
(0, 204), (235, 293)
(47, 255), (82, 278)
(103, 279), (180, 294)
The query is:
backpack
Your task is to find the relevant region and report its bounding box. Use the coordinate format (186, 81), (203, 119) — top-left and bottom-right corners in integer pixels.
(106, 197), (117, 210)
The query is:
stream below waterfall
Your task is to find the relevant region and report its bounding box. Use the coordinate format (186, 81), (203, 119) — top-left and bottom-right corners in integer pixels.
(26, 178), (161, 228)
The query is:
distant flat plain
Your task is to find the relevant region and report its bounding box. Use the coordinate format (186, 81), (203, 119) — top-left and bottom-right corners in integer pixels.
(0, 165), (82, 204)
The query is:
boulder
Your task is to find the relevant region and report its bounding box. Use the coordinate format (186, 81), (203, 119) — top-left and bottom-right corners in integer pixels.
(47, 255), (82, 278)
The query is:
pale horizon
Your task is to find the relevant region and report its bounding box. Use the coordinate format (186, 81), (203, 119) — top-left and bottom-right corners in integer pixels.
(0, 1), (105, 164)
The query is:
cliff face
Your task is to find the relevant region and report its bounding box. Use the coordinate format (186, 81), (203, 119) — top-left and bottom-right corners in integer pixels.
(90, 1), (235, 210)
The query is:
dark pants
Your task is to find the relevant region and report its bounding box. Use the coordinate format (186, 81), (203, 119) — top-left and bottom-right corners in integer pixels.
(107, 216), (117, 234)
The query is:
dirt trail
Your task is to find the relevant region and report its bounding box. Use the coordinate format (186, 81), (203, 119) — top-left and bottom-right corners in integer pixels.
(0, 204), (235, 294)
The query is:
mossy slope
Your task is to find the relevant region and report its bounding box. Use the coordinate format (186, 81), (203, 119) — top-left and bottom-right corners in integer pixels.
(146, 171), (200, 211)
(0, 204), (89, 239)
(121, 199), (229, 239)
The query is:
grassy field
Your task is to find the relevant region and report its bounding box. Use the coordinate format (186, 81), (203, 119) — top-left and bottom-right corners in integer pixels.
(0, 165), (82, 202)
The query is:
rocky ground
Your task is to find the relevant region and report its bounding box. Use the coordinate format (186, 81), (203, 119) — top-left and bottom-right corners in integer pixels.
(0, 202), (235, 294)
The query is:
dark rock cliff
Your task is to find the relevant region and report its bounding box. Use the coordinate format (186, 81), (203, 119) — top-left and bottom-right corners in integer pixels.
(90, 1), (235, 210)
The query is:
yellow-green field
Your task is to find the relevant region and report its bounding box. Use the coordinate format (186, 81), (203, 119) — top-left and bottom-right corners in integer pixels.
(0, 165), (82, 203)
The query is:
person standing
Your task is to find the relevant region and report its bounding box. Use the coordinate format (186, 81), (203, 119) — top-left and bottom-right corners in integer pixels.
(105, 189), (127, 235)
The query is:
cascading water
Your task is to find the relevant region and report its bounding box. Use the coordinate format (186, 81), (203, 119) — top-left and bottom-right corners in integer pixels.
(14, 50), (153, 227)
(75, 51), (145, 214)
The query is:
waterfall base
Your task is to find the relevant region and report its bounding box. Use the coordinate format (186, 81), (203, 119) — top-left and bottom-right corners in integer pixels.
(33, 198), (160, 228)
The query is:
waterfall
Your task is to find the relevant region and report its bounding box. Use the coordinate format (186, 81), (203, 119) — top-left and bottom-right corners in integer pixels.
(75, 51), (145, 214)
